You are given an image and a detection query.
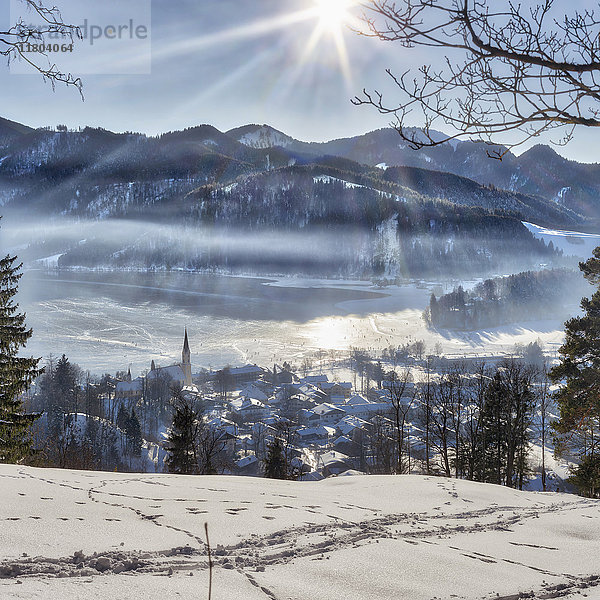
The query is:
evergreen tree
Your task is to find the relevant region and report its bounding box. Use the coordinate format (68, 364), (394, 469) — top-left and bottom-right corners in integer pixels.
(125, 409), (143, 458)
(0, 254), (43, 463)
(568, 454), (600, 498)
(166, 397), (199, 474)
(116, 403), (128, 431)
(551, 248), (600, 458)
(54, 354), (77, 414)
(264, 437), (286, 479)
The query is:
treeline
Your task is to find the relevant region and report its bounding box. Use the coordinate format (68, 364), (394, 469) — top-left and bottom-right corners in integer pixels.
(426, 268), (588, 330)
(367, 354), (552, 490)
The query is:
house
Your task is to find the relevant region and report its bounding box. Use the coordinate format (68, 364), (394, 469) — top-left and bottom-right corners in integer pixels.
(321, 381), (352, 403)
(336, 415), (370, 437)
(310, 403), (346, 426)
(115, 377), (143, 401)
(300, 374), (329, 387)
(234, 454), (259, 476)
(267, 365), (298, 385)
(228, 364), (265, 385)
(318, 450), (353, 477)
(206, 416), (238, 437)
(296, 425), (336, 444)
(232, 398), (270, 422)
(333, 435), (359, 457)
(239, 383), (269, 403)
(273, 388), (315, 414)
(345, 401), (391, 420)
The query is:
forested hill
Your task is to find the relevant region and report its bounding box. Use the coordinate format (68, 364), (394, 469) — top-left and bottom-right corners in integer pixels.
(0, 117), (593, 277)
(427, 269), (591, 330)
(0, 117), (587, 228)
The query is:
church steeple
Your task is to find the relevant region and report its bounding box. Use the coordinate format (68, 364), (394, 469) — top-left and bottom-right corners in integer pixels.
(182, 328), (192, 387)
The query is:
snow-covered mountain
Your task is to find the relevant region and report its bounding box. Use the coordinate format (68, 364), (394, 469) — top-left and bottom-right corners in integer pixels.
(0, 115), (592, 277)
(1, 465), (599, 600)
(226, 124), (295, 149)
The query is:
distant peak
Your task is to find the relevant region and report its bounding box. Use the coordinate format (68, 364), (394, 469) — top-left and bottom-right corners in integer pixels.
(226, 124), (294, 149)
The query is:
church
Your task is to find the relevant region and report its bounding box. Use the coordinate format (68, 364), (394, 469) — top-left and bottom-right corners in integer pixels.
(115, 329), (194, 401)
(147, 328), (193, 388)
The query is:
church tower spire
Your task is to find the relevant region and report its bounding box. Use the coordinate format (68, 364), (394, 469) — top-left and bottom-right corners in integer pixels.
(182, 328), (192, 387)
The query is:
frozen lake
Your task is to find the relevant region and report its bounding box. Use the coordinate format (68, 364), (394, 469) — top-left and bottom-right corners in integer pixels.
(18, 270), (570, 376)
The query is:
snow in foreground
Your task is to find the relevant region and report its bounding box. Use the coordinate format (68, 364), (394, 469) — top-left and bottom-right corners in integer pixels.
(1, 466), (600, 600)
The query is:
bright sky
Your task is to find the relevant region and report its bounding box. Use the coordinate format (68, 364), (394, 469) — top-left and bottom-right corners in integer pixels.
(1, 0), (598, 163)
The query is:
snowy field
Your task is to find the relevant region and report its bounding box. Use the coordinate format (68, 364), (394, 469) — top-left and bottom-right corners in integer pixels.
(17, 271), (575, 375)
(1, 465), (600, 599)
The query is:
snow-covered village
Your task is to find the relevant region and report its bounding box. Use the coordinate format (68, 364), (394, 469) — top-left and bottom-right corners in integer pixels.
(19, 330), (566, 490)
(5, 0), (600, 598)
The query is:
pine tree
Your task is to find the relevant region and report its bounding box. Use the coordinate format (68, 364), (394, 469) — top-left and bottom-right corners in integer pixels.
(551, 248), (600, 459)
(125, 409), (142, 459)
(54, 354), (76, 414)
(0, 254), (43, 463)
(166, 397), (199, 474)
(264, 437), (286, 479)
(568, 454), (600, 498)
(116, 403), (128, 430)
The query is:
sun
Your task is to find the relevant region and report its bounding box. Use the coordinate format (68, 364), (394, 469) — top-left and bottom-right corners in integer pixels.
(314, 0), (354, 32)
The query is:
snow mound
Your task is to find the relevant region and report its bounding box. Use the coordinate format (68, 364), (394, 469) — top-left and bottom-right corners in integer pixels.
(1, 466), (599, 599)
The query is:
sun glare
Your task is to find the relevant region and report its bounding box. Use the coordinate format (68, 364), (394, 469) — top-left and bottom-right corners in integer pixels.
(314, 0), (353, 32)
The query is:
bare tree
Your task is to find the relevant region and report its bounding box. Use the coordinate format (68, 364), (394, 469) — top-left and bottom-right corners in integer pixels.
(418, 355), (435, 475)
(1, 0), (82, 93)
(535, 361), (553, 491)
(430, 368), (458, 477)
(354, 0), (600, 158)
(369, 412), (396, 474)
(388, 368), (415, 474)
(460, 361), (488, 480)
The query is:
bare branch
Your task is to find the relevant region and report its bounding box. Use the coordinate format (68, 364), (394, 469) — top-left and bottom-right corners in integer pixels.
(355, 0), (600, 157)
(1, 0), (83, 96)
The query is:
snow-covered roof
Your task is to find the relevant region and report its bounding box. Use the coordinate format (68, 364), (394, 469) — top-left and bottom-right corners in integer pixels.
(319, 450), (351, 468)
(239, 384), (268, 402)
(147, 365), (185, 382)
(345, 402), (391, 416)
(333, 435), (352, 446)
(336, 415), (369, 435)
(239, 398), (266, 411)
(313, 403), (346, 416)
(337, 469), (366, 477)
(235, 455), (258, 469)
(301, 470), (324, 481)
(297, 426), (335, 439)
(346, 394), (371, 406)
(321, 381), (352, 391)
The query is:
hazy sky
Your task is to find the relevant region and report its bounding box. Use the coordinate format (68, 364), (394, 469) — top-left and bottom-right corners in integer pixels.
(1, 0), (599, 162)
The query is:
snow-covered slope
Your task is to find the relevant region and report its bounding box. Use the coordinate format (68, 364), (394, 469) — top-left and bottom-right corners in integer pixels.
(523, 221), (600, 259)
(1, 465), (599, 599)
